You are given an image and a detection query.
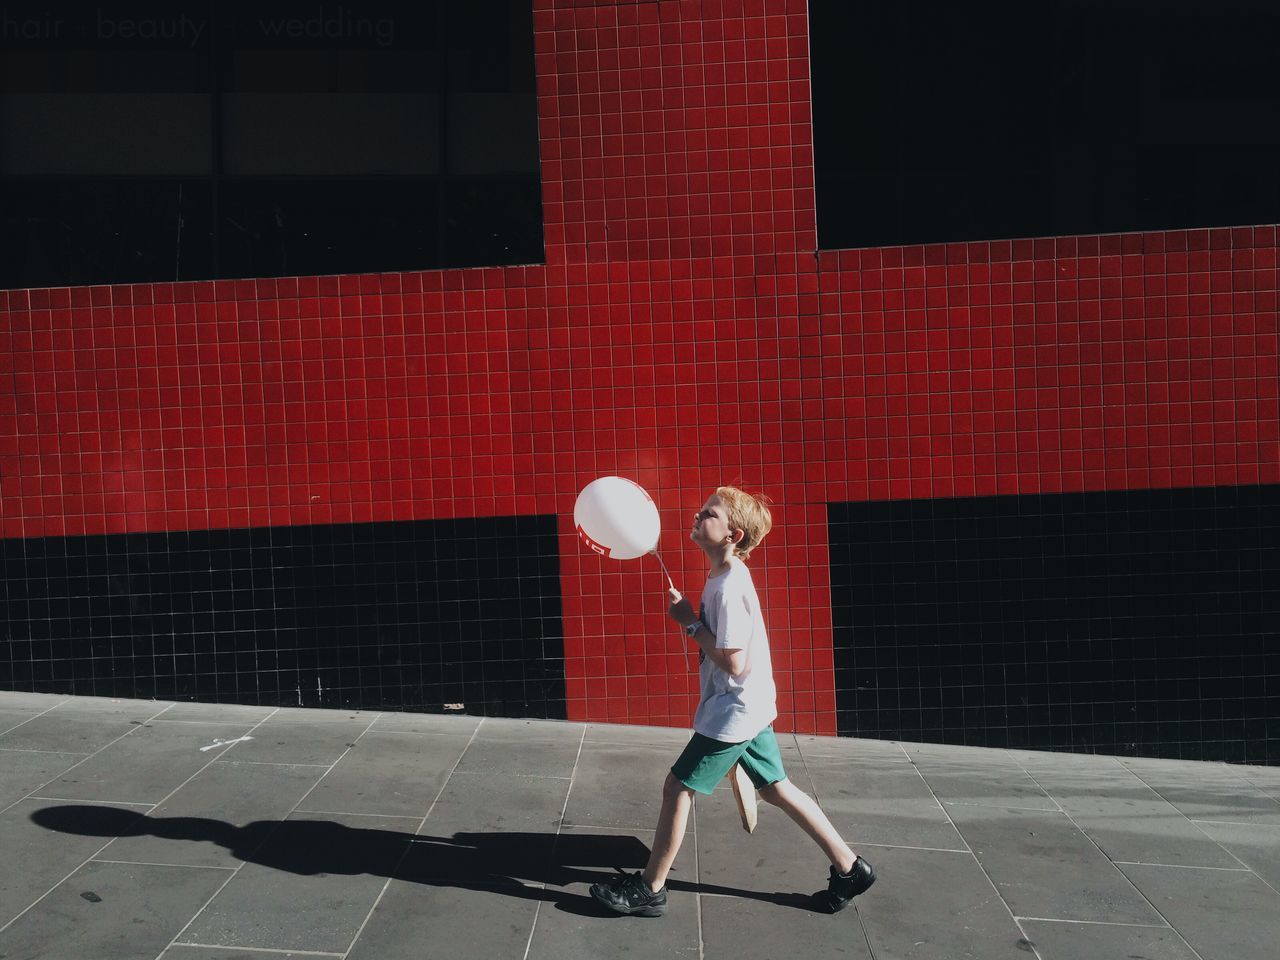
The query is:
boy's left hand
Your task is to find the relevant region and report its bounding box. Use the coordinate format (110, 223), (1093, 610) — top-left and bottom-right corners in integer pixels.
(667, 588), (695, 628)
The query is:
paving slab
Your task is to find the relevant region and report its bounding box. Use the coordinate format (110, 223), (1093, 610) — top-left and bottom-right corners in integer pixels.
(152, 701), (279, 724)
(583, 721), (693, 748)
(0, 714), (143, 755)
(944, 803), (1164, 924)
(48, 697), (176, 720)
(901, 741), (1024, 765)
(1062, 804), (1241, 870)
(700, 891), (875, 960)
(162, 949), (327, 960)
(426, 769), (570, 833)
(296, 730), (474, 818)
(1117, 758), (1280, 825)
(1027, 767), (1242, 868)
(1119, 862), (1280, 960)
(454, 720), (584, 778)
(1193, 820), (1280, 892)
(1018, 919), (1199, 960)
(263, 706), (378, 724)
(852, 845), (1032, 960)
(914, 761), (1058, 811)
(524, 824), (700, 960)
(1241, 764), (1280, 787)
(805, 757), (966, 850)
(1006, 749), (1128, 770)
(0, 859), (229, 960)
(101, 760), (329, 868)
(561, 739), (677, 829)
(480, 716), (586, 739)
(224, 714), (377, 765)
(1, 799), (152, 927)
(370, 710), (483, 736)
(0, 707), (52, 730)
(178, 810), (418, 954)
(796, 734), (911, 763)
(346, 879), (542, 960)
(0, 691), (69, 711)
(395, 822), (649, 898)
(35, 721), (255, 804)
(0, 747), (85, 808)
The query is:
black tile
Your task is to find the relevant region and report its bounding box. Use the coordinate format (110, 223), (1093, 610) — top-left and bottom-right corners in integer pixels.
(1, 515), (565, 720)
(829, 484), (1280, 762)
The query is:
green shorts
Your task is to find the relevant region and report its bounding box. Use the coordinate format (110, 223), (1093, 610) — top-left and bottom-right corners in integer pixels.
(670, 727), (787, 796)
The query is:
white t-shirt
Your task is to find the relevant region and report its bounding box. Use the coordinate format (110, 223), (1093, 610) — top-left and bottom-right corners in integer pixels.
(691, 559), (778, 742)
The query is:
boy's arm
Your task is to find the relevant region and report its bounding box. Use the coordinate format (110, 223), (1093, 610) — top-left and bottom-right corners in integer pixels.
(667, 589), (747, 676)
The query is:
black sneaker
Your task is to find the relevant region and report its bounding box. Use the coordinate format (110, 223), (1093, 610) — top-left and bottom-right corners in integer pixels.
(589, 871), (669, 917)
(817, 857), (876, 913)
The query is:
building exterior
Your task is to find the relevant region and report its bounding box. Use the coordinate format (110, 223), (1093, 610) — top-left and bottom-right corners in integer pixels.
(2, 1), (1276, 762)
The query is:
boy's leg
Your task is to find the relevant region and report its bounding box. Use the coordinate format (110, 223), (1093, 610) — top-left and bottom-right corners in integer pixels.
(737, 729), (855, 869)
(589, 773), (690, 918)
(591, 733), (742, 915)
(642, 772), (695, 892)
(758, 778), (855, 872)
(736, 730), (874, 912)
(759, 777), (876, 912)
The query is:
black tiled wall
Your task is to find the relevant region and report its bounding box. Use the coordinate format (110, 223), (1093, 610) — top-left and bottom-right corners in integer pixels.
(829, 484), (1279, 763)
(1, 515), (565, 719)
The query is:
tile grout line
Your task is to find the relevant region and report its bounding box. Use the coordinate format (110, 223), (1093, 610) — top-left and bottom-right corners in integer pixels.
(794, 732), (878, 960)
(104, 717), (279, 726)
(1246, 781), (1280, 806)
(0, 700), (176, 820)
(90, 857), (238, 871)
(692, 784), (704, 960)
(847, 840), (970, 854)
(940, 800), (1063, 812)
(1118, 769), (1280, 900)
(446, 770), (574, 780)
(27, 796), (157, 807)
(1014, 916), (1188, 927)
(902, 740), (1049, 960)
(1190, 817), (1280, 826)
(170, 943), (345, 957)
(0, 697), (74, 739)
(1109, 861), (1252, 871)
(212, 759), (334, 768)
(290, 808), (424, 821)
(338, 715), (487, 959)
(1014, 762), (1208, 960)
(1112, 765), (1280, 895)
(519, 722), (588, 960)
(356, 725), (484, 739)
(0, 747), (91, 756)
(150, 709), (381, 960)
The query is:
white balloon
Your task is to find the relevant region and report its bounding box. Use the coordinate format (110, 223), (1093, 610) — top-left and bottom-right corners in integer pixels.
(574, 476), (661, 561)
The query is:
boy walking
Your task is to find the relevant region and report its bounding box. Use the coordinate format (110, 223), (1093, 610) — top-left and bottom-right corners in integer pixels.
(590, 487), (876, 917)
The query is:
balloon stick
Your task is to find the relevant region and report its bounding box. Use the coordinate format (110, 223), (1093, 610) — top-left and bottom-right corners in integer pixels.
(652, 550), (675, 592)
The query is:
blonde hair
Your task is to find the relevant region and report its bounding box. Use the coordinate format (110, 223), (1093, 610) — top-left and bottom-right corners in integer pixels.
(715, 486), (773, 559)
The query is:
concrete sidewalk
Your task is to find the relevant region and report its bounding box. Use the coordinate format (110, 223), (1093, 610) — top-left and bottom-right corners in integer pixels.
(2, 691), (1279, 959)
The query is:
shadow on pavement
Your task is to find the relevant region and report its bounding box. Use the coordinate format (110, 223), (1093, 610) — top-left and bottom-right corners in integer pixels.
(30, 805), (822, 916)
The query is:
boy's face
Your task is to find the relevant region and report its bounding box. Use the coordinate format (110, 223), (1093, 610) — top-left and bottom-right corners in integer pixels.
(690, 495), (735, 548)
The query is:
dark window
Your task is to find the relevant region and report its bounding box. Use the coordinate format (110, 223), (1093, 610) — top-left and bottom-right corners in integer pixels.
(812, 1), (1280, 248)
(0, 1), (542, 288)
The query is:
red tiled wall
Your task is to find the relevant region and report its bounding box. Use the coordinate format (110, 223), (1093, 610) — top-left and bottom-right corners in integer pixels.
(2, 1), (1277, 734)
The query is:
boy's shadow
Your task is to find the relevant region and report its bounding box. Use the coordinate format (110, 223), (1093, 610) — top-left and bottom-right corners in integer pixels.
(30, 805), (821, 916)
